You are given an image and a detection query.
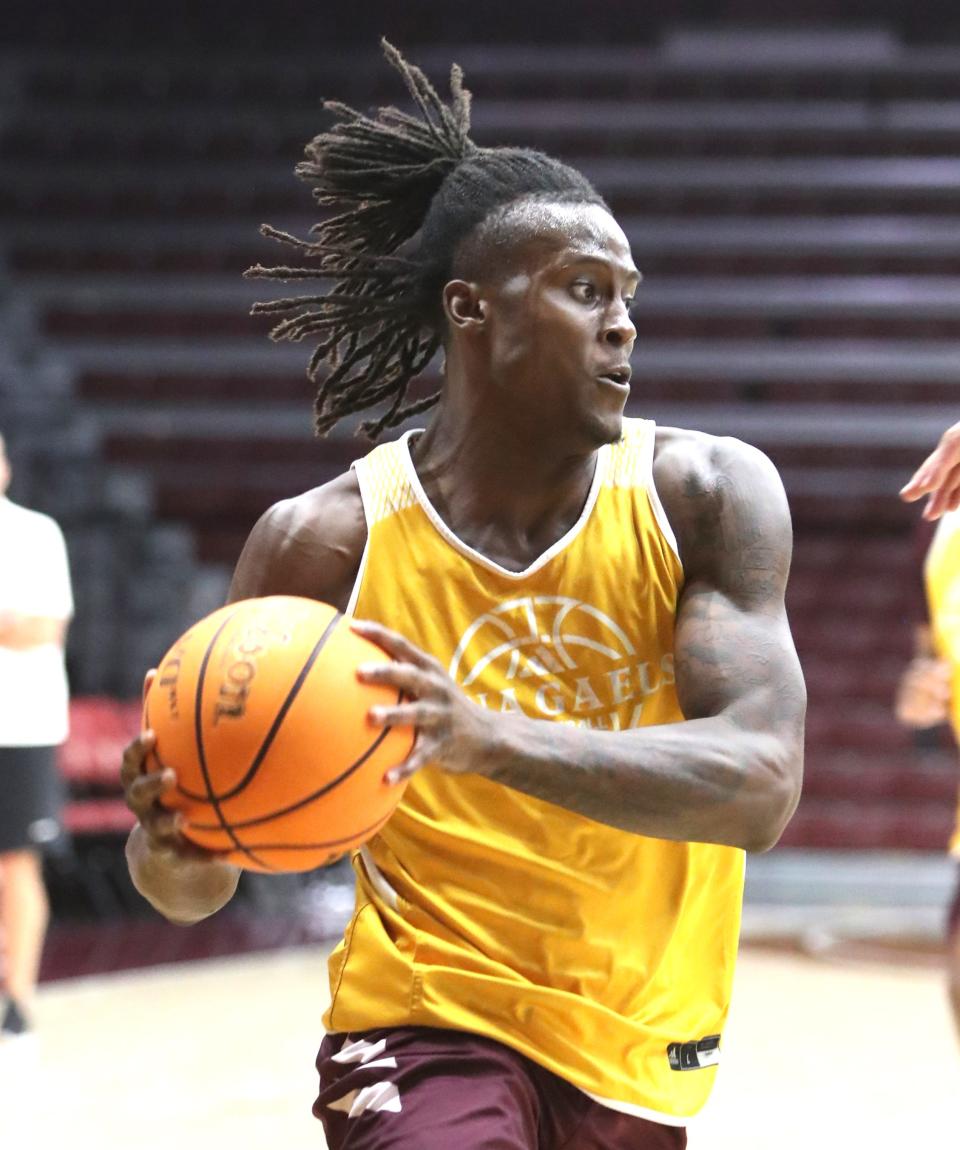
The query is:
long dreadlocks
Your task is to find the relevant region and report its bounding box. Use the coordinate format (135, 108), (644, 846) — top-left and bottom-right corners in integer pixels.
(245, 39), (606, 438)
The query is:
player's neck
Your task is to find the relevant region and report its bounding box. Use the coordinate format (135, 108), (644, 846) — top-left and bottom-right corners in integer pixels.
(409, 402), (599, 564)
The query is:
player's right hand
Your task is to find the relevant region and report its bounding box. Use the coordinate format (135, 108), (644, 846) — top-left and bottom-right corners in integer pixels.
(894, 655), (952, 728)
(122, 678), (240, 925)
(120, 668), (209, 861)
(119, 729), (186, 851)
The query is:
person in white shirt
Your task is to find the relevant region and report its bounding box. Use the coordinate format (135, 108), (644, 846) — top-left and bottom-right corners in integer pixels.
(0, 431), (73, 1044)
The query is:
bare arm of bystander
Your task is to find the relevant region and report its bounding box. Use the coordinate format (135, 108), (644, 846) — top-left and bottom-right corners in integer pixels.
(0, 611), (67, 649)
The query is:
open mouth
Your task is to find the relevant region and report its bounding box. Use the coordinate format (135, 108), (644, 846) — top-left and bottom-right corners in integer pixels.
(598, 366), (632, 389)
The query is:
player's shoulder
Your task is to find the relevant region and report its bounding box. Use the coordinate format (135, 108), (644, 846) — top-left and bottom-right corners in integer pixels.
(230, 468), (366, 608)
(651, 426), (790, 572)
(653, 425), (778, 483)
(262, 468), (364, 548)
(653, 426), (785, 510)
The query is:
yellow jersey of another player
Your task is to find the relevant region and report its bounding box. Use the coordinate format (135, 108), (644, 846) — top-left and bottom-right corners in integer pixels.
(324, 418), (745, 1126)
(924, 509), (960, 856)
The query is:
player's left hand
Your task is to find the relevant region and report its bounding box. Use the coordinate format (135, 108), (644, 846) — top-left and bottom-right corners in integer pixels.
(351, 618), (494, 784)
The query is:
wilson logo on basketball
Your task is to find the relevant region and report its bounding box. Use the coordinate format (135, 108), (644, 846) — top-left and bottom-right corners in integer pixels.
(449, 596), (674, 730)
(157, 638), (189, 720)
(213, 620), (293, 725)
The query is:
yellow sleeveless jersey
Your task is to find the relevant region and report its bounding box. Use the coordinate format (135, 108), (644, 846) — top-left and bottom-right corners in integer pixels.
(324, 418), (745, 1125)
(924, 510), (960, 856)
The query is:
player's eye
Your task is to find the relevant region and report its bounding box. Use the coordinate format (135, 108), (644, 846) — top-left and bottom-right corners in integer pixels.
(571, 281), (598, 303)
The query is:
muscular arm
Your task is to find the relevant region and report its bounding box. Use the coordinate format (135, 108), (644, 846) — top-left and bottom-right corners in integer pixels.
(228, 471), (366, 611)
(365, 433), (805, 852)
(125, 472), (367, 923)
(485, 435), (804, 849)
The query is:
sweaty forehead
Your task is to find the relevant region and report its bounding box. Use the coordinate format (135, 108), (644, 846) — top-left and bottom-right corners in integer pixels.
(454, 199), (633, 283)
(507, 201), (630, 265)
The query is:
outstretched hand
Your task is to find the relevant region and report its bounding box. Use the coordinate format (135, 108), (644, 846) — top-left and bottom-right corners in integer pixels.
(901, 421), (960, 520)
(352, 619), (495, 785)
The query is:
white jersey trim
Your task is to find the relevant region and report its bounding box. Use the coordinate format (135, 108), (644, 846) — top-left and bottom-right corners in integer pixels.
(397, 429), (609, 581)
(580, 1087), (693, 1127)
(358, 844), (400, 910)
(639, 421), (682, 566)
(345, 462), (373, 618)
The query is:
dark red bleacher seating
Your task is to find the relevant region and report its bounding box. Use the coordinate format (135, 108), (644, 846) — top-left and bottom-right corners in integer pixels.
(78, 369), (309, 404)
(63, 799), (136, 836)
(11, 37), (960, 855)
(800, 750), (958, 803)
(59, 697), (142, 835)
(60, 697), (141, 785)
(779, 799), (956, 851)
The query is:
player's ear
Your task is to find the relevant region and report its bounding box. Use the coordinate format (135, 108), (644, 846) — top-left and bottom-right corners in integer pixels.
(443, 280), (487, 331)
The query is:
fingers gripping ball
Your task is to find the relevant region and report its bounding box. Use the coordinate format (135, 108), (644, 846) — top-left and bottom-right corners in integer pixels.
(142, 597), (414, 872)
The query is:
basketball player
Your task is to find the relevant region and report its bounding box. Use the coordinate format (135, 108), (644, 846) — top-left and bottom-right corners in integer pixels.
(0, 431), (73, 1049)
(120, 44), (806, 1147)
(895, 518), (960, 1047)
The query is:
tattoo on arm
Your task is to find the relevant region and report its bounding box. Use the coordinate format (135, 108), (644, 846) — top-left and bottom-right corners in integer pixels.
(479, 436), (806, 847)
(673, 439), (806, 790)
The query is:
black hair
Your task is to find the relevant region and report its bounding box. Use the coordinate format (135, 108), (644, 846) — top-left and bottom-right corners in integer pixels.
(246, 39), (607, 438)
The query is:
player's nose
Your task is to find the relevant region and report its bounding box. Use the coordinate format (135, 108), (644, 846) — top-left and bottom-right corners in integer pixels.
(602, 299), (636, 347)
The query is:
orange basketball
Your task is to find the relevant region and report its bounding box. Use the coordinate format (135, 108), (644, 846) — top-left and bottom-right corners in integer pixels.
(141, 596), (414, 873)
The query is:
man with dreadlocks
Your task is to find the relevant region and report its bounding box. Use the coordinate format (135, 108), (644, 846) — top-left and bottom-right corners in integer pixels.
(121, 42), (805, 1148)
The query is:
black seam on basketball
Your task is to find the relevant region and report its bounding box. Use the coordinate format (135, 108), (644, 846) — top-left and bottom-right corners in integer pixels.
(217, 808), (395, 851)
(187, 694), (400, 831)
(201, 610), (342, 804)
(193, 608), (270, 870)
(175, 780), (208, 801)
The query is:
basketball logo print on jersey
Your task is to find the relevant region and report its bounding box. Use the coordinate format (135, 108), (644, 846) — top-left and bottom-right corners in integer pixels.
(449, 595), (676, 730)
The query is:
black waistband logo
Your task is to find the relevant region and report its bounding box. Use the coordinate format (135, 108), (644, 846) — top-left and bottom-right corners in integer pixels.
(667, 1034), (721, 1071)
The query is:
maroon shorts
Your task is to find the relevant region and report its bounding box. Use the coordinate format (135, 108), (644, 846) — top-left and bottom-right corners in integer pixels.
(315, 1026), (687, 1150)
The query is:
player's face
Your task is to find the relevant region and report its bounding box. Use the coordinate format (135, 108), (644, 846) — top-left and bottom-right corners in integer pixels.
(482, 203), (639, 447)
